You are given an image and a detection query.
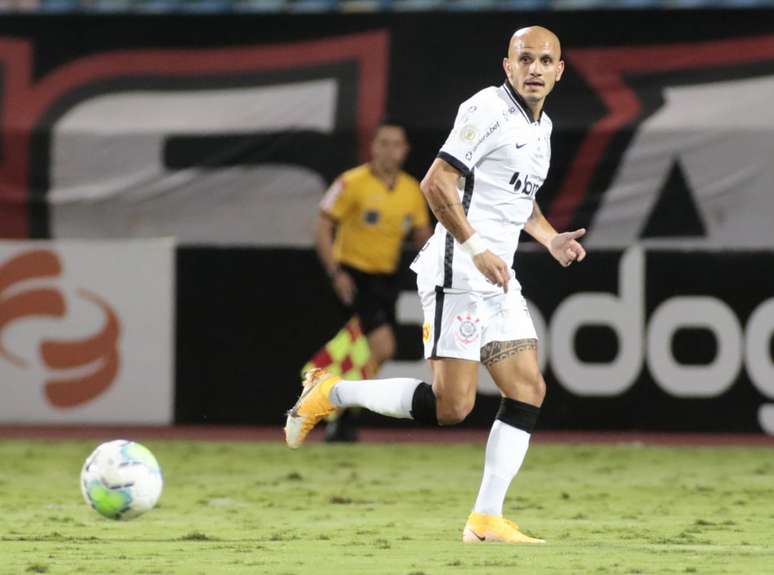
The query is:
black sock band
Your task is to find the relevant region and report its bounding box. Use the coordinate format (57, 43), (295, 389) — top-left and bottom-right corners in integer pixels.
(410, 382), (438, 425)
(496, 398), (540, 433)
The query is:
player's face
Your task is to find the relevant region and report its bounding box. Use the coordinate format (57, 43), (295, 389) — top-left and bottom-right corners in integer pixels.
(504, 33), (564, 106)
(371, 125), (409, 173)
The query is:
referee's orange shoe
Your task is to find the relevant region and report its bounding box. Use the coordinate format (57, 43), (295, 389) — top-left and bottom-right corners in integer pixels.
(284, 368), (340, 448)
(462, 512), (545, 544)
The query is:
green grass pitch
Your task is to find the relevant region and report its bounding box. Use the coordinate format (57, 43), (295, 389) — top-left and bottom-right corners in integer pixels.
(1, 439), (773, 574)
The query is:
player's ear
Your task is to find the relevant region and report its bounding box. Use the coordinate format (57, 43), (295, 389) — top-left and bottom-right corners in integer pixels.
(556, 59), (565, 82)
(502, 57), (511, 80)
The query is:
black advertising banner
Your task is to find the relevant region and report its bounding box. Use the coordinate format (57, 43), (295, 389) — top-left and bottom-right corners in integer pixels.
(521, 249), (774, 433)
(175, 247), (774, 432)
(0, 12), (771, 430)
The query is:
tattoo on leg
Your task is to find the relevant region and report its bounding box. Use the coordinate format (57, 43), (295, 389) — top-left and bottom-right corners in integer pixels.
(480, 339), (537, 366)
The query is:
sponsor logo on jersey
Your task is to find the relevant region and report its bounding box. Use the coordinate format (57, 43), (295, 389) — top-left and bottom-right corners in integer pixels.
(422, 323), (431, 344)
(464, 121), (501, 161)
(508, 171), (542, 198)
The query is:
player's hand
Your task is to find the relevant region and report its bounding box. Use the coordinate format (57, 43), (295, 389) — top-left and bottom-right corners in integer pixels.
(332, 269), (356, 305)
(549, 228), (587, 267)
(472, 251), (511, 292)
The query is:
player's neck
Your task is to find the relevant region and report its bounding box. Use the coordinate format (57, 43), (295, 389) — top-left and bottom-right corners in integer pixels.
(370, 163), (399, 189)
(526, 102), (544, 122)
(505, 80), (544, 123)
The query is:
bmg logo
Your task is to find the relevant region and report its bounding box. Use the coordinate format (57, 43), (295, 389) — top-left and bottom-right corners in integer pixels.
(509, 171), (542, 198)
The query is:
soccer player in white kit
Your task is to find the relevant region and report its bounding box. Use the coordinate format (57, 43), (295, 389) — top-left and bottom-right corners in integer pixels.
(285, 26), (586, 544)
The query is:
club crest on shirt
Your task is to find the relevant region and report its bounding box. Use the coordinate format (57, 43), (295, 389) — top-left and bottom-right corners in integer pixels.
(455, 313), (480, 346)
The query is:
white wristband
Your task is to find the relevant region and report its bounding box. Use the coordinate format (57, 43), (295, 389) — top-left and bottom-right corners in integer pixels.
(461, 233), (488, 257)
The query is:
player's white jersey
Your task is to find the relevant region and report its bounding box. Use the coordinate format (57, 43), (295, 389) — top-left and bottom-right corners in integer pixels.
(411, 82), (553, 293)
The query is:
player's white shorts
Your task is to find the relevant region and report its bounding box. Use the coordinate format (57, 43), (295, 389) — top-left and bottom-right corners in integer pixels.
(419, 281), (537, 362)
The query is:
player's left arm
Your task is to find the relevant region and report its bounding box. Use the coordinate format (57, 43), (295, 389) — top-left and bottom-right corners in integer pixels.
(524, 200), (586, 268)
(412, 225), (432, 249)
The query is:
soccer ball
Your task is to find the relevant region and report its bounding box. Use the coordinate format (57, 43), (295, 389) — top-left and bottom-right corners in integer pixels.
(80, 440), (163, 520)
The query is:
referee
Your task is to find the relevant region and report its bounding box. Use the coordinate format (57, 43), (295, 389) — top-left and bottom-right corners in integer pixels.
(315, 119), (432, 441)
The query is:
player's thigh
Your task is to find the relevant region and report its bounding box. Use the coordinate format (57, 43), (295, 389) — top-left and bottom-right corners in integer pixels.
(480, 289), (545, 405)
(483, 339), (544, 405)
(418, 287), (482, 421)
(429, 357), (479, 423)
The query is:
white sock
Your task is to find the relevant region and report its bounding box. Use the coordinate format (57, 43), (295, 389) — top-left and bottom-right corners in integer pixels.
(472, 420), (531, 516)
(329, 378), (421, 419)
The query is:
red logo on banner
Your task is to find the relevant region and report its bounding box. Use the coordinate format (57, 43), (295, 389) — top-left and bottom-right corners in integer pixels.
(0, 32), (388, 238)
(0, 249), (121, 407)
(550, 34), (774, 230)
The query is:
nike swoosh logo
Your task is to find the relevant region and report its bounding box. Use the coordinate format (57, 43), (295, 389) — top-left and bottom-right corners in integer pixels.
(471, 530), (485, 541)
(515, 143), (527, 149)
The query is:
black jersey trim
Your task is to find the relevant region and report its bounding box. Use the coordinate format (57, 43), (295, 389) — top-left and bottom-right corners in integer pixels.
(431, 286), (445, 358)
(502, 81), (542, 124)
(442, 231), (455, 288)
(462, 169), (475, 215)
(441, 169), (475, 289)
(437, 151), (471, 177)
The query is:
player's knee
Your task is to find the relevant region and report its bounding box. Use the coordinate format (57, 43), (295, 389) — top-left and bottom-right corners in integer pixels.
(501, 370), (546, 406)
(530, 373), (547, 404)
(436, 394), (475, 426)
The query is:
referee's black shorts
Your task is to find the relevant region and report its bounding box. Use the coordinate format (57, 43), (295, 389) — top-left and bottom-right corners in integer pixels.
(340, 264), (399, 335)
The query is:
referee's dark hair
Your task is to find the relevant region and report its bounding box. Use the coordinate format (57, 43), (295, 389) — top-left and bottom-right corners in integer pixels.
(375, 117), (409, 140)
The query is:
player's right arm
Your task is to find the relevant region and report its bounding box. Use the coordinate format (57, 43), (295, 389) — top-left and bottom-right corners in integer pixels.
(420, 158), (511, 291)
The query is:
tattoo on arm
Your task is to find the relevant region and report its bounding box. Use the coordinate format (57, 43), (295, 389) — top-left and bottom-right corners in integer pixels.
(430, 200), (463, 215)
(480, 339), (538, 366)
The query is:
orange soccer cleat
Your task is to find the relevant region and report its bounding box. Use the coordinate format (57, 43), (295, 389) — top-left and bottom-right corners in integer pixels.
(462, 512), (545, 544)
(284, 368), (341, 448)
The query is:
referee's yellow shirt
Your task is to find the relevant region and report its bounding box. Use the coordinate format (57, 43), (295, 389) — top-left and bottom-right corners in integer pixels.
(320, 164), (430, 275)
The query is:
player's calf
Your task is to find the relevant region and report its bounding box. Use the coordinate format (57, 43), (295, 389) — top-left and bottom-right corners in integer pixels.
(410, 381), (475, 425)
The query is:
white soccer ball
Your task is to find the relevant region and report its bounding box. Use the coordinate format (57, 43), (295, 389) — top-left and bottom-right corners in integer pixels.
(80, 440), (163, 520)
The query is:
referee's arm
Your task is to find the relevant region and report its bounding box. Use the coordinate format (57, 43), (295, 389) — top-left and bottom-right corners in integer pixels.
(314, 211), (340, 278)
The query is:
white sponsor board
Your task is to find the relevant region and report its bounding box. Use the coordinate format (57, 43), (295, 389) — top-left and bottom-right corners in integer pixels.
(0, 239), (174, 423)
